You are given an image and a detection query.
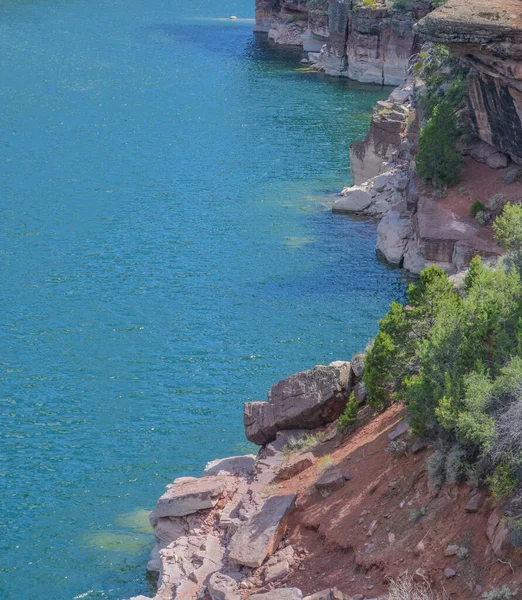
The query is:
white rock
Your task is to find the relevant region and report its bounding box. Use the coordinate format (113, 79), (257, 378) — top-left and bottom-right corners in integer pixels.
(152, 475), (235, 519)
(376, 202), (412, 265)
(204, 455), (256, 477)
(332, 186), (372, 213)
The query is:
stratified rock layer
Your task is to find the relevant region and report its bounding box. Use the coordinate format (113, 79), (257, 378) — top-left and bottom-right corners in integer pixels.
(244, 363), (352, 445)
(255, 0), (433, 85)
(416, 0), (522, 163)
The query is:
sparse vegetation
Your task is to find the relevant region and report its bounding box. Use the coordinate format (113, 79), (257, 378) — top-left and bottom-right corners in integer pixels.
(388, 573), (439, 600)
(282, 431), (326, 457)
(482, 586), (513, 600)
(475, 210), (491, 227)
(337, 393), (358, 432)
(361, 0), (378, 9)
(261, 483), (280, 497)
(317, 454), (334, 472)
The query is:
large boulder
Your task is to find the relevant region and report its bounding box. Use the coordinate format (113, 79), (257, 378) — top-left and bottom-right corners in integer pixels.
(151, 476), (235, 520)
(244, 363), (352, 445)
(277, 452), (314, 481)
(203, 455), (256, 477)
(376, 201), (413, 265)
(332, 186), (372, 213)
(228, 494), (296, 568)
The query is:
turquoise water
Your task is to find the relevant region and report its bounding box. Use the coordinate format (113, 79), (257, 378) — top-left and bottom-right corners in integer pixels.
(0, 1), (405, 598)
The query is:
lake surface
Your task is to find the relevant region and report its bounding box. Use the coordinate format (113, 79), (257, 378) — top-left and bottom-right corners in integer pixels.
(0, 1), (406, 598)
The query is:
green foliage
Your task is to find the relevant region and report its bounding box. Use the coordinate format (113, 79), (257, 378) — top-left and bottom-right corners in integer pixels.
(470, 201), (485, 218)
(416, 102), (463, 187)
(494, 203), (522, 274)
(366, 230), (522, 497)
(464, 255), (486, 291)
(487, 464), (517, 504)
(361, 0), (378, 9)
(427, 446), (446, 492)
(338, 394), (358, 432)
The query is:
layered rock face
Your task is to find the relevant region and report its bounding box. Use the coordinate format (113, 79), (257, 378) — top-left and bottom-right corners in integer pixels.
(415, 0), (522, 164)
(244, 362), (352, 445)
(255, 0), (433, 85)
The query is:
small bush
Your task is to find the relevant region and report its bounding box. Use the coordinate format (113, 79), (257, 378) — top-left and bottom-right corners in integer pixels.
(482, 586), (513, 600)
(486, 193), (505, 213)
(470, 201), (485, 218)
(457, 546), (469, 559)
(475, 210), (491, 227)
(389, 573), (439, 600)
(427, 447), (446, 492)
(283, 431), (326, 457)
(338, 394), (358, 432)
(317, 454), (333, 472)
(445, 444), (466, 485)
(387, 439), (408, 454)
(487, 464), (518, 504)
(362, 0), (378, 9)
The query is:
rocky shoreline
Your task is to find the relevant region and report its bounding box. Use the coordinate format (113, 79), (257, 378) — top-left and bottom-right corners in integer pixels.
(130, 359), (371, 600)
(130, 352), (522, 599)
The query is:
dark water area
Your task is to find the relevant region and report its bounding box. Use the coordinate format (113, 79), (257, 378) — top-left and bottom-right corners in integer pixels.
(0, 0), (405, 598)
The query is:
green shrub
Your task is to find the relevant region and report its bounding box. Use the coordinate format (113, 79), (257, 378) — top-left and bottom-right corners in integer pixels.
(487, 464), (518, 504)
(445, 444), (466, 485)
(416, 102), (463, 188)
(486, 193), (505, 213)
(475, 210), (490, 227)
(494, 203), (522, 274)
(365, 205), (522, 498)
(470, 201), (485, 218)
(427, 446), (446, 492)
(361, 0), (378, 9)
(337, 394), (358, 432)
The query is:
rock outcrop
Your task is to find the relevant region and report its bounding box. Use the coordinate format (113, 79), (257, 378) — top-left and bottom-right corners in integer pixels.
(415, 0), (522, 164)
(255, 0), (433, 85)
(332, 75), (507, 274)
(244, 362), (352, 445)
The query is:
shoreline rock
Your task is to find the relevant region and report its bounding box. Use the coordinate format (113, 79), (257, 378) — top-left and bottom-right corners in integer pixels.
(244, 362), (352, 446)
